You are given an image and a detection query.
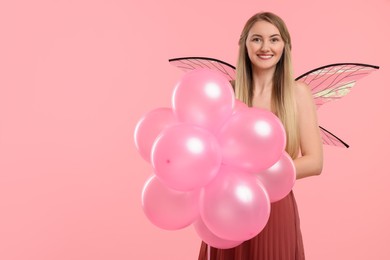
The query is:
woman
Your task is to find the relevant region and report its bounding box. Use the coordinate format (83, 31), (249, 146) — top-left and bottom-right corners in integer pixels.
(198, 12), (323, 260)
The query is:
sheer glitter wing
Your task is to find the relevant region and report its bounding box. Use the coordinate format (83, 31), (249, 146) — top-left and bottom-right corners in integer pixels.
(295, 63), (379, 109)
(169, 57), (236, 81)
(168, 57), (379, 148)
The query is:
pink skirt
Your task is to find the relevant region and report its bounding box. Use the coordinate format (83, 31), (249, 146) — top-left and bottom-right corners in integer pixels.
(198, 191), (305, 260)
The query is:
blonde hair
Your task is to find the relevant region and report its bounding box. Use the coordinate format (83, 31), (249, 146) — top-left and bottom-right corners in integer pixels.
(235, 12), (299, 159)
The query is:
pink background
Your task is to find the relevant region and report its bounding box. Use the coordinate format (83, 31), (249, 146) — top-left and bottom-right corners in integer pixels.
(0, 0), (389, 259)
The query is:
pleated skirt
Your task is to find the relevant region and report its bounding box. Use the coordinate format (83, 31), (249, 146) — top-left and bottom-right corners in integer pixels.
(198, 191), (305, 260)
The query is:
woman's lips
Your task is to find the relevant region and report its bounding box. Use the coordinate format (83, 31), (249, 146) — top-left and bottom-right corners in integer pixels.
(257, 54), (274, 60)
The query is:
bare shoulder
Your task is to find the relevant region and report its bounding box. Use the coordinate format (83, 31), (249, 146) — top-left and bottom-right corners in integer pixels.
(293, 81), (313, 101)
(294, 81), (314, 109)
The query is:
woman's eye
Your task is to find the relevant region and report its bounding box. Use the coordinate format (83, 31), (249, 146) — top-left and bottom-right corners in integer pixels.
(252, 38), (261, 42)
(271, 38), (279, 43)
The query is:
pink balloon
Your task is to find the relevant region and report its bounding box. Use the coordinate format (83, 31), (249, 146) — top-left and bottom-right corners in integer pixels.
(200, 166), (271, 241)
(142, 175), (200, 230)
(256, 151), (296, 203)
(134, 108), (177, 162)
(152, 124), (222, 191)
(233, 99), (248, 114)
(172, 69), (235, 133)
(193, 218), (243, 249)
(217, 107), (286, 173)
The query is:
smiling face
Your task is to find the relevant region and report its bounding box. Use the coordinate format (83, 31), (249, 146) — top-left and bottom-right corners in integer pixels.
(245, 20), (285, 71)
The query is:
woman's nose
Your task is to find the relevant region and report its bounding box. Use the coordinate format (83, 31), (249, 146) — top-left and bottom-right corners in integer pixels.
(260, 42), (270, 51)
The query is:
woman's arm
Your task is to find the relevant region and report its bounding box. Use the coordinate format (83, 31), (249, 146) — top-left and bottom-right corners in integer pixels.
(293, 81), (323, 179)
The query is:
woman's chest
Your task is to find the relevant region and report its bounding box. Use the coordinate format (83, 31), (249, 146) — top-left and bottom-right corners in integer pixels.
(252, 94), (272, 111)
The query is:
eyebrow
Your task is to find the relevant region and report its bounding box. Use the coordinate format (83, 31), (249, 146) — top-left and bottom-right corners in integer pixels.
(251, 34), (281, 38)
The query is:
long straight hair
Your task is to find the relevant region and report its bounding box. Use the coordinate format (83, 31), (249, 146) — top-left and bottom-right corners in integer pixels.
(234, 12), (299, 159)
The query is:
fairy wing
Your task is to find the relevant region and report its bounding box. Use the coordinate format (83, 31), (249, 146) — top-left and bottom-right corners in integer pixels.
(318, 126), (349, 148)
(296, 63), (379, 148)
(169, 57), (379, 148)
(296, 63), (379, 108)
(168, 57), (236, 81)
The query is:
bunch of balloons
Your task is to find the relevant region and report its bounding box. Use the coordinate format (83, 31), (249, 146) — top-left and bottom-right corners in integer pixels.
(134, 69), (296, 249)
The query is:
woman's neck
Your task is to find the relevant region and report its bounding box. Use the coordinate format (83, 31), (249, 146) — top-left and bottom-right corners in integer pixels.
(252, 66), (275, 96)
